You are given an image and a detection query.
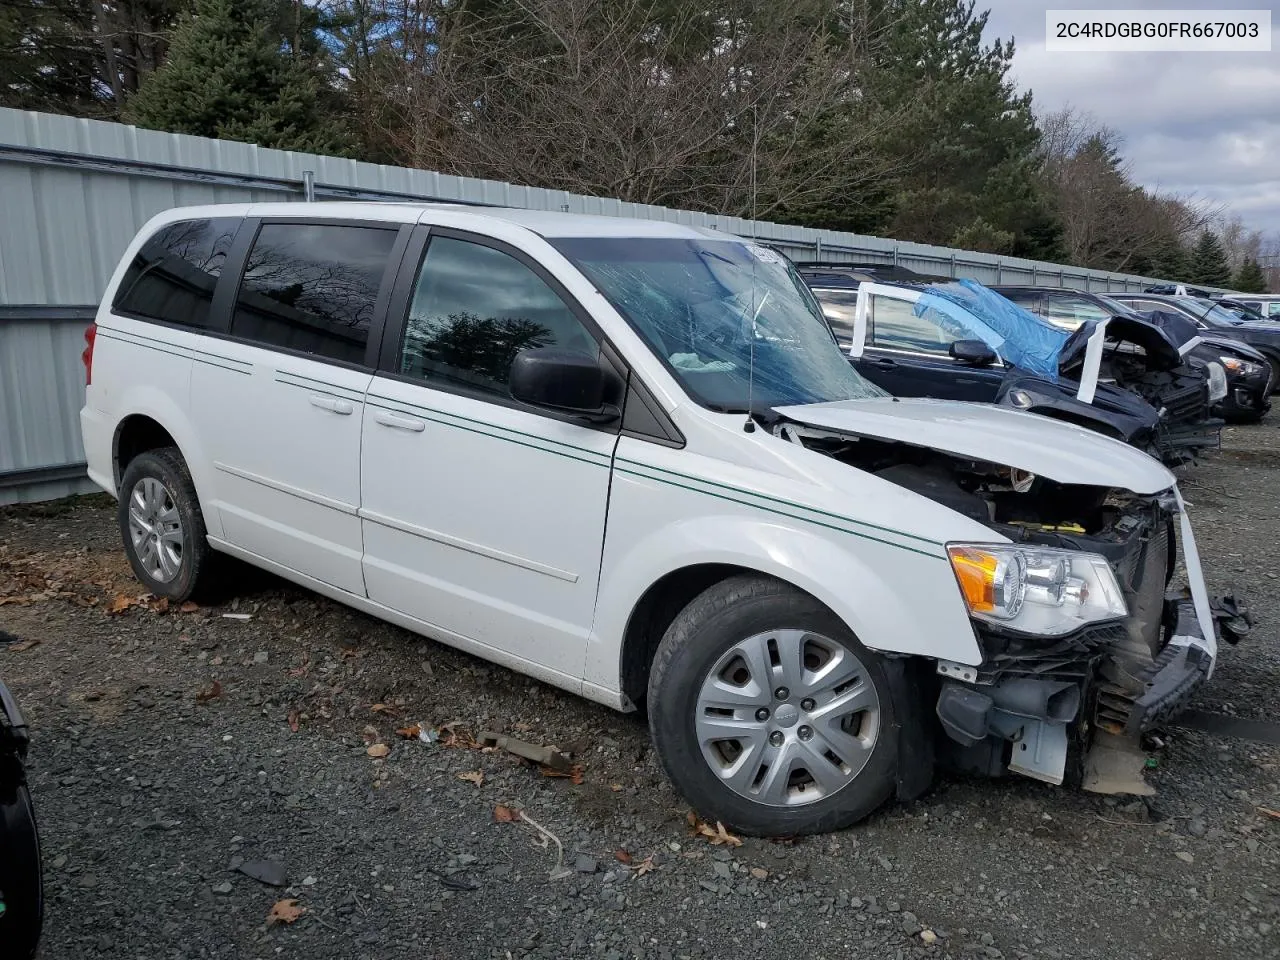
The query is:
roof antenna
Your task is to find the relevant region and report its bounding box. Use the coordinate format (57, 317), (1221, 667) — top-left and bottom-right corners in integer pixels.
(744, 103), (759, 434)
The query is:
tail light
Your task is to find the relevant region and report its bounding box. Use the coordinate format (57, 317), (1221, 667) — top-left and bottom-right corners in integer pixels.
(82, 323), (97, 385)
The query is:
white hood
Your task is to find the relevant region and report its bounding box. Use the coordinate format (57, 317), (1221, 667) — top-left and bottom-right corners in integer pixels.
(773, 397), (1175, 495)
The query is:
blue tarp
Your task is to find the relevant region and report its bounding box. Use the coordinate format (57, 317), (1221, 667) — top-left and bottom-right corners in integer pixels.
(914, 279), (1071, 381)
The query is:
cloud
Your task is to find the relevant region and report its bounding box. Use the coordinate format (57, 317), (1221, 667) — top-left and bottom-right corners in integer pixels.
(982, 0), (1280, 235)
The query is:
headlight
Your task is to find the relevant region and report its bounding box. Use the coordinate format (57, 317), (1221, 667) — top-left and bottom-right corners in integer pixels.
(1221, 356), (1263, 376)
(947, 543), (1127, 635)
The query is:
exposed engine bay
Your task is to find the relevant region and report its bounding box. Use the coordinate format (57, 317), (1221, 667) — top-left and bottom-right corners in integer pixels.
(774, 418), (1247, 795)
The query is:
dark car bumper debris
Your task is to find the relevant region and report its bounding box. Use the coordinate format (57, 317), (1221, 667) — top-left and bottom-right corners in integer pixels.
(0, 676), (43, 960)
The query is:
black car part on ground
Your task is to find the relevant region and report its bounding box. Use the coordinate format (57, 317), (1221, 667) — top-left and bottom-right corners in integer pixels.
(0, 673), (42, 960)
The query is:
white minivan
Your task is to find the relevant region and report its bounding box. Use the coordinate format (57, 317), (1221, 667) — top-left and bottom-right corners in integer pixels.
(82, 203), (1229, 835)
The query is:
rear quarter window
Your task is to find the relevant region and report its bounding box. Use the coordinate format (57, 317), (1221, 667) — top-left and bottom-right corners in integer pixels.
(112, 218), (240, 328)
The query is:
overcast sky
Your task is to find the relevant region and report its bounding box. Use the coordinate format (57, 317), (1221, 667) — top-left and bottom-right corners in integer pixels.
(981, 1), (1280, 237)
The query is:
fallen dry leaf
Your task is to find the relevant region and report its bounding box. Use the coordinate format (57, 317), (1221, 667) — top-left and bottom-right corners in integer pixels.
(149, 597), (170, 614)
(6, 639), (40, 653)
(287, 710), (300, 733)
(614, 849), (632, 865)
(688, 813), (743, 848)
(361, 725), (380, 743)
(494, 804), (518, 823)
(538, 763), (585, 785)
(750, 867), (768, 880)
(179, 601), (200, 614)
(458, 770), (484, 787)
(395, 724), (422, 739)
(366, 743), (390, 758)
(195, 680), (222, 704)
(1258, 807), (1280, 821)
(630, 854), (656, 878)
(266, 899), (306, 924)
(108, 594), (142, 615)
(369, 702), (400, 717)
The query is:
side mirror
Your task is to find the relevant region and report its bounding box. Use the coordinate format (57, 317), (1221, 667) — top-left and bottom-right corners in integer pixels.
(950, 339), (998, 366)
(509, 347), (618, 421)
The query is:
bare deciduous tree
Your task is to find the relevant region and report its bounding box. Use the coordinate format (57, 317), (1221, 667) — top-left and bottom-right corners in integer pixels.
(339, 0), (903, 223)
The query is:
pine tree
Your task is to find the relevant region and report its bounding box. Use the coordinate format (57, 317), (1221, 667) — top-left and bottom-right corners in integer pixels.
(861, 0), (1062, 259)
(1232, 258), (1269, 294)
(1187, 230), (1231, 287)
(125, 0), (348, 153)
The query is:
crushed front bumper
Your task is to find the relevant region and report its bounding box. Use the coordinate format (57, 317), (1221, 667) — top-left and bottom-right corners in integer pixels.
(935, 489), (1228, 788)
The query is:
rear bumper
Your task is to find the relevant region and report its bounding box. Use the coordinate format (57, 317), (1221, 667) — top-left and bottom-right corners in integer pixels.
(79, 405), (116, 497)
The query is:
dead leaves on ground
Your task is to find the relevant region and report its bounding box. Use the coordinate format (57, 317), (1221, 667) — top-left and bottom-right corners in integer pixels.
(266, 899), (306, 924)
(366, 743), (390, 759)
(538, 763), (585, 785)
(493, 804), (519, 823)
(457, 770), (485, 787)
(195, 680), (222, 704)
(630, 854), (656, 878)
(687, 811), (743, 847)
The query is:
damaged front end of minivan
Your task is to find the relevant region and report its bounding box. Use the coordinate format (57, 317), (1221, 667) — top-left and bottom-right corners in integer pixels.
(768, 400), (1249, 795)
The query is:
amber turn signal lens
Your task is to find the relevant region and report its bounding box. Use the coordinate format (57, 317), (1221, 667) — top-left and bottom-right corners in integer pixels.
(948, 546), (999, 613)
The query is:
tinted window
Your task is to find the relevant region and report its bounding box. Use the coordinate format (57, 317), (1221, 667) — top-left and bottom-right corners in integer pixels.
(870, 295), (961, 355)
(811, 288), (858, 351)
(231, 223), (397, 364)
(399, 236), (597, 396)
(113, 218), (239, 328)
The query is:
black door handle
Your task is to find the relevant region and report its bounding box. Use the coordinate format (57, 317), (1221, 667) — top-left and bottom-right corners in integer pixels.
(869, 356), (897, 368)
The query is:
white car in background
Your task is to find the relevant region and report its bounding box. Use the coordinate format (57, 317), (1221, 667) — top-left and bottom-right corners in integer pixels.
(80, 203), (1229, 835)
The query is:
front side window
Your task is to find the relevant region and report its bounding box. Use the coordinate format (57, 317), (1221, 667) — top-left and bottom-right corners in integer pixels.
(113, 218), (239, 328)
(870, 295), (963, 355)
(551, 237), (884, 412)
(398, 236), (598, 396)
(231, 223), (398, 364)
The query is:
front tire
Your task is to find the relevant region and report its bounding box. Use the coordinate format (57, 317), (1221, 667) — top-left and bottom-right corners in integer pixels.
(647, 575), (902, 836)
(117, 447), (212, 602)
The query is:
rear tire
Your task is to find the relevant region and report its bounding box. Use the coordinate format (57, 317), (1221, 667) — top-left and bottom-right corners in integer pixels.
(117, 447), (212, 602)
(647, 575), (902, 836)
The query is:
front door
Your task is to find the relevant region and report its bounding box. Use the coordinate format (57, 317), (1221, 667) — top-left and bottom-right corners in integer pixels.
(850, 286), (1004, 401)
(359, 229), (619, 680)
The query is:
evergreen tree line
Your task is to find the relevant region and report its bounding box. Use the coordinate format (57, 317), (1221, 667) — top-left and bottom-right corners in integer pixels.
(1, 0), (1270, 290)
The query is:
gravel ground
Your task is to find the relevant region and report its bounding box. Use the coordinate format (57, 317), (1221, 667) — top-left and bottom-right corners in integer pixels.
(3, 421), (1280, 960)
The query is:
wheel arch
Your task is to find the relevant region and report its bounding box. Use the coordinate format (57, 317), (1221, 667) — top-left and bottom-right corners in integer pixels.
(589, 515), (980, 710)
(105, 388), (219, 538)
